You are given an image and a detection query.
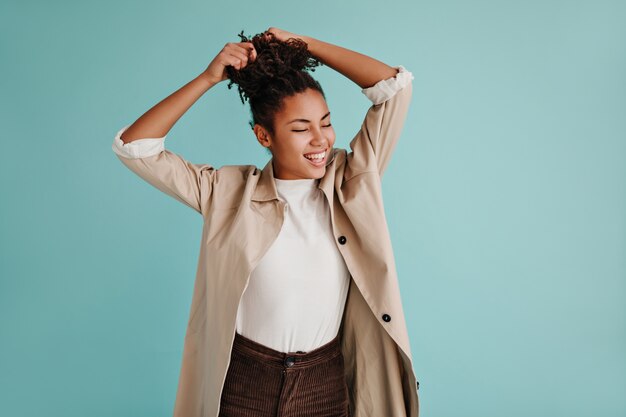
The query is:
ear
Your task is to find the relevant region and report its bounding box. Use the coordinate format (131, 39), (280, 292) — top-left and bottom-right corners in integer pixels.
(253, 124), (272, 150)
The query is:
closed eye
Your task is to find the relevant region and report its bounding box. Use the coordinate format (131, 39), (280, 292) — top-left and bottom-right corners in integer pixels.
(292, 123), (332, 132)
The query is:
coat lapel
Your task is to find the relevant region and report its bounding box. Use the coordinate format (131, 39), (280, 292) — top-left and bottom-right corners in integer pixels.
(251, 159), (280, 202)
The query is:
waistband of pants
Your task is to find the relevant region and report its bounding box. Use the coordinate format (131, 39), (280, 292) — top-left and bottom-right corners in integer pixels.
(232, 331), (343, 370)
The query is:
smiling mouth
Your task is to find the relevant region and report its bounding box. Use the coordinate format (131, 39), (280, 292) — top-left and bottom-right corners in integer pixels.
(303, 150), (327, 166)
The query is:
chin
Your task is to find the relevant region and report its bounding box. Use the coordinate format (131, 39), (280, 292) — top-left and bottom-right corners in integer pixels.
(312, 169), (326, 179)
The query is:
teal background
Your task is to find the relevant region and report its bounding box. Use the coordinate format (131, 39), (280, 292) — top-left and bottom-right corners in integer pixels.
(1, 0), (625, 416)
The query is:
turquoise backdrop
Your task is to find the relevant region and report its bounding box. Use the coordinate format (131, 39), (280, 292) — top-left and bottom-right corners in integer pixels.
(1, 0), (624, 416)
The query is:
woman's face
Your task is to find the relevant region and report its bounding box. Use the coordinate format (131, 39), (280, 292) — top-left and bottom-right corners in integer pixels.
(256, 88), (336, 180)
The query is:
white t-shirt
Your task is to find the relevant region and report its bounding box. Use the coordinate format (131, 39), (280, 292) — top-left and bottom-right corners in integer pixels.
(235, 177), (351, 353)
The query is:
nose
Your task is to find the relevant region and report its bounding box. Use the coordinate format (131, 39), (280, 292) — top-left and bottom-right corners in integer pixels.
(310, 128), (329, 148)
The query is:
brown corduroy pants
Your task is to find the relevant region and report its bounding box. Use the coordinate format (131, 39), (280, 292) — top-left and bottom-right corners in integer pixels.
(218, 330), (350, 417)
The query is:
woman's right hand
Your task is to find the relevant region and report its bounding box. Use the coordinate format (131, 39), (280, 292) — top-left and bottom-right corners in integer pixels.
(201, 41), (257, 85)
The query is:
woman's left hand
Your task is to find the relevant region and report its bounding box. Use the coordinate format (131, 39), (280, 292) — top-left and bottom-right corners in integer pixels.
(264, 27), (305, 44)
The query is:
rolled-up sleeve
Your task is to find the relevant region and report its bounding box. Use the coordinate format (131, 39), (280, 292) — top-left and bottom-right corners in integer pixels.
(112, 124), (166, 159)
(348, 65), (414, 177)
(112, 125), (216, 215)
(361, 65), (414, 105)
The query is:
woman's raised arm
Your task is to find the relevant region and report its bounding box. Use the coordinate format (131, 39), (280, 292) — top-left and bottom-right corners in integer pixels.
(263, 28), (413, 177)
(112, 40), (260, 215)
(120, 41), (258, 143)
(265, 27), (397, 89)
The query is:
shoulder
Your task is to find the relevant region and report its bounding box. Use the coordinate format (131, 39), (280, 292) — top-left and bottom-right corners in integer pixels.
(207, 164), (261, 210)
(216, 164), (259, 177)
(214, 164), (261, 188)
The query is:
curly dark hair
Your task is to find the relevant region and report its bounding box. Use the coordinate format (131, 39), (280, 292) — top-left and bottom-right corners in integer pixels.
(225, 30), (326, 146)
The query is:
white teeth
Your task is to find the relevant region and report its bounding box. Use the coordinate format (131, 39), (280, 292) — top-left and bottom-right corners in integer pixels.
(304, 151), (326, 161)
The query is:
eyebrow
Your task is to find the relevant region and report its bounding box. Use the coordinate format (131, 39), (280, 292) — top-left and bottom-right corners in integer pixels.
(286, 111), (331, 125)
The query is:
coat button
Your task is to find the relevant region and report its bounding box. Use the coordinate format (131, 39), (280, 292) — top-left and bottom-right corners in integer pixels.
(338, 236), (347, 245)
(382, 314), (391, 322)
(284, 356), (296, 367)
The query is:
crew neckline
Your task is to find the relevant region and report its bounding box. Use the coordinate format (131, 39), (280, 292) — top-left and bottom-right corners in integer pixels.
(274, 177), (319, 191)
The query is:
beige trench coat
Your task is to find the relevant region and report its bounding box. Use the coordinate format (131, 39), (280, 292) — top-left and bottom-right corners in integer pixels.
(114, 78), (418, 417)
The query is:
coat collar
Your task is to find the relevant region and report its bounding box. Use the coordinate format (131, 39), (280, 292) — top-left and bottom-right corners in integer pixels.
(251, 148), (337, 203)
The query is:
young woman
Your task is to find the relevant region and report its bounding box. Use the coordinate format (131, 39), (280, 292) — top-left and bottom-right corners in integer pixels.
(112, 28), (418, 417)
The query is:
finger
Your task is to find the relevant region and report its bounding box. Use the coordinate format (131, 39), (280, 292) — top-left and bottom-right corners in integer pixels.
(217, 50), (242, 70)
(225, 56), (243, 70)
(231, 49), (249, 65)
(242, 43), (257, 62)
(224, 45), (249, 63)
(236, 42), (255, 58)
(225, 52), (248, 70)
(227, 44), (251, 61)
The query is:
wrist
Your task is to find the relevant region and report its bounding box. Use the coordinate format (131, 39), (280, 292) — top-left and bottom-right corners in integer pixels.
(197, 72), (220, 89)
(300, 35), (321, 59)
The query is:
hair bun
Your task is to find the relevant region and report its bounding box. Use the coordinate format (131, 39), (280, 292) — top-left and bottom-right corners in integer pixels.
(226, 30), (322, 103)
